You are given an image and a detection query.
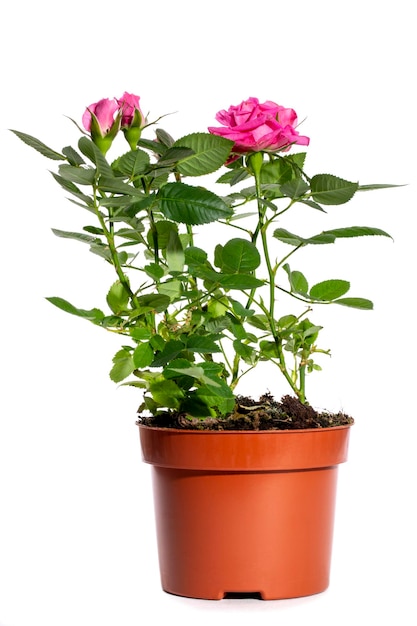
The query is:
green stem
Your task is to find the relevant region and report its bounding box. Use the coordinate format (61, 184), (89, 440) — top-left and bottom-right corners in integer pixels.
(148, 209), (160, 267)
(247, 152), (304, 402)
(93, 190), (140, 309)
(299, 365), (306, 403)
(230, 353), (241, 389)
(244, 153), (265, 312)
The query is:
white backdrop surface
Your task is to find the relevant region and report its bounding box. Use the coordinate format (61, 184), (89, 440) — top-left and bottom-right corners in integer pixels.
(1, 1), (416, 624)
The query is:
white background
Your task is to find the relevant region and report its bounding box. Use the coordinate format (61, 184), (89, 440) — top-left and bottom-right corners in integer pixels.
(1, 1), (416, 624)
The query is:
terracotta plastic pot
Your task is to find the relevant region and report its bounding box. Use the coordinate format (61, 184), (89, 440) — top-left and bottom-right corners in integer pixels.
(139, 424), (352, 600)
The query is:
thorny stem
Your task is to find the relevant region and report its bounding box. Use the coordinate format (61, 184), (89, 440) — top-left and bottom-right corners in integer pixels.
(299, 352), (307, 404)
(93, 188), (140, 310)
(244, 153), (303, 402)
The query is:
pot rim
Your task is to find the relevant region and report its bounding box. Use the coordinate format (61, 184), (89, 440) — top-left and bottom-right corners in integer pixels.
(138, 423), (353, 435)
(138, 423), (353, 471)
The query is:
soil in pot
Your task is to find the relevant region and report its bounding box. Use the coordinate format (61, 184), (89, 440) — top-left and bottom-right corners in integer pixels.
(137, 393), (354, 431)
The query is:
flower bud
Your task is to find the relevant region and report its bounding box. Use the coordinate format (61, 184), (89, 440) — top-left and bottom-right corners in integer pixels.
(117, 92), (146, 150)
(82, 98), (120, 154)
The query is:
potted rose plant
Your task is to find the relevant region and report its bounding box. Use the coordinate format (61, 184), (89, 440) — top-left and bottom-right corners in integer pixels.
(12, 93), (397, 600)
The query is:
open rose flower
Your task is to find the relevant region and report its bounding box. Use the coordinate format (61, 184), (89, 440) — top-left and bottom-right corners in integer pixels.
(208, 97), (310, 154)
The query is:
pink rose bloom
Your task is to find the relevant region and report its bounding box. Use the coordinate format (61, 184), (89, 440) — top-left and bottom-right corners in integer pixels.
(117, 92), (144, 128)
(82, 98), (119, 134)
(208, 97), (310, 154)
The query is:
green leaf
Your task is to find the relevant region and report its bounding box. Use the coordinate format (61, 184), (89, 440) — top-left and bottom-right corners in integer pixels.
(46, 296), (104, 323)
(51, 173), (94, 207)
(165, 363), (205, 381)
(147, 220), (178, 250)
(233, 340), (256, 364)
(302, 324), (323, 340)
(10, 130), (65, 160)
(157, 146), (194, 166)
(259, 340), (280, 359)
(280, 178), (309, 198)
(51, 229), (97, 245)
(113, 149), (150, 176)
(58, 164), (96, 185)
(247, 314), (269, 331)
(217, 167), (250, 186)
(62, 146), (85, 166)
(311, 174), (359, 205)
(89, 242), (112, 262)
(230, 299), (254, 318)
(205, 271), (264, 290)
(199, 361), (225, 379)
(106, 281), (130, 314)
(227, 314), (247, 339)
(163, 359), (198, 387)
(320, 225), (393, 240)
(205, 315), (231, 334)
(334, 297), (374, 310)
(261, 159), (294, 185)
(133, 342), (154, 368)
(290, 270), (309, 295)
(184, 246), (208, 267)
(309, 279), (350, 301)
(109, 348), (135, 383)
(185, 336), (222, 353)
(78, 136), (113, 177)
(283, 264), (309, 295)
(194, 380), (235, 415)
(166, 229), (185, 273)
(277, 314), (297, 329)
(148, 378), (184, 408)
(215, 238), (261, 273)
(149, 334), (165, 352)
(156, 128), (175, 148)
(158, 182), (232, 224)
(98, 175), (145, 196)
(84, 226), (104, 235)
(358, 183), (405, 191)
(174, 133), (233, 176)
(164, 359), (225, 391)
(130, 327), (152, 341)
(274, 225), (392, 247)
(136, 293), (170, 313)
(138, 137), (167, 155)
(158, 279), (181, 300)
(274, 228), (334, 246)
(115, 226), (145, 242)
(151, 340), (185, 367)
(145, 263), (165, 281)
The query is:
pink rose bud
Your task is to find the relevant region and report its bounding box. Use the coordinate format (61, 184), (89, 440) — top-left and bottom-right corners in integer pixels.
(82, 98), (119, 134)
(208, 97), (310, 155)
(117, 92), (146, 149)
(117, 92), (145, 128)
(82, 97), (121, 154)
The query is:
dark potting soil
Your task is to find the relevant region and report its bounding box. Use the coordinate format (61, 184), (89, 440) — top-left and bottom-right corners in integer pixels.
(137, 393), (354, 431)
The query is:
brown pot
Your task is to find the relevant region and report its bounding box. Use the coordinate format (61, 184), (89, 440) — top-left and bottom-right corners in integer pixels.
(139, 424), (352, 600)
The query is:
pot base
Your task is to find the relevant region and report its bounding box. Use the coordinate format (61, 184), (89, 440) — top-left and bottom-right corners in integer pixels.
(152, 465), (338, 600)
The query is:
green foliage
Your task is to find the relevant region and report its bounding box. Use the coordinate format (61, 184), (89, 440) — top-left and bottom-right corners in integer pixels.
(214, 239), (261, 274)
(13, 104), (397, 417)
(174, 133), (234, 176)
(158, 182), (232, 224)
